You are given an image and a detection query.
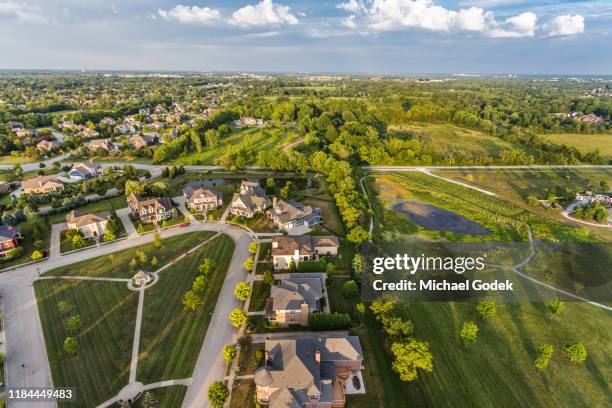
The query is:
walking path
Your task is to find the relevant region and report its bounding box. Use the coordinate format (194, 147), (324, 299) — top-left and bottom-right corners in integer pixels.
(561, 202), (612, 228)
(37, 275), (130, 283)
(129, 290), (145, 384)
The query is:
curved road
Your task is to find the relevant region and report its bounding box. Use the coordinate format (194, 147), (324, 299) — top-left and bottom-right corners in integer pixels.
(0, 220), (253, 408)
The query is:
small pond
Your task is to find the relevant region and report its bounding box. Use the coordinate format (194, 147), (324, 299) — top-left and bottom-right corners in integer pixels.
(392, 200), (491, 235)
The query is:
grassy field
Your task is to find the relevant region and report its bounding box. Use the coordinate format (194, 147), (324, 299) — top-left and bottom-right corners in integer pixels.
(43, 231), (217, 278)
(0, 155), (35, 164)
(172, 127), (300, 165)
(133, 386), (187, 408)
(432, 168), (612, 241)
(35, 279), (138, 408)
(389, 123), (529, 161)
(59, 231), (96, 253)
(136, 234), (234, 385)
(541, 133), (612, 157)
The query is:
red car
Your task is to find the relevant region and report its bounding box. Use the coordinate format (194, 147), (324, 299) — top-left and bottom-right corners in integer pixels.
(179, 223), (190, 228)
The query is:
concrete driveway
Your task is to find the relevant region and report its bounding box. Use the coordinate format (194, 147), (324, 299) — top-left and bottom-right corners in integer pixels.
(49, 222), (66, 259)
(116, 207), (138, 237)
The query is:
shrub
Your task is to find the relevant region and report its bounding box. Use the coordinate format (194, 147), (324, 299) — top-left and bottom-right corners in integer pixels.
(63, 337), (79, 355)
(207, 381), (228, 408)
(229, 308), (248, 328)
(460, 321), (478, 345)
(31, 250), (44, 261)
(534, 344), (554, 371)
(342, 280), (359, 299)
(563, 342), (587, 363)
(308, 312), (351, 331)
(476, 301), (496, 319)
(296, 259), (327, 272)
(234, 281), (252, 301)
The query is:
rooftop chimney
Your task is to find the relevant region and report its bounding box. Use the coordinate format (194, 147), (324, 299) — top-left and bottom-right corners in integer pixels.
(315, 348), (321, 364)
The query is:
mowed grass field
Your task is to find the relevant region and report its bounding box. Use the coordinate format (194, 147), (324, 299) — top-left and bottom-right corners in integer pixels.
(137, 234), (234, 386)
(35, 280), (138, 408)
(349, 301), (611, 408)
(172, 127), (300, 165)
(389, 123), (529, 159)
(542, 133), (612, 157)
(43, 232), (217, 278)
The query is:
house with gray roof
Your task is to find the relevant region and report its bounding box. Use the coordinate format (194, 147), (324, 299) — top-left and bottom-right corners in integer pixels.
(266, 274), (325, 326)
(254, 336), (364, 408)
(268, 198), (322, 231)
(271, 235), (339, 271)
(229, 179), (271, 218)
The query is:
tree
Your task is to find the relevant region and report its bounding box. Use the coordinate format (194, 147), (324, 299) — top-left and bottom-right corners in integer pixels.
(476, 301), (497, 319)
(600, 180), (609, 192)
(355, 303), (366, 315)
(234, 281), (252, 301)
(63, 337), (79, 355)
(31, 250), (43, 261)
(103, 231), (116, 242)
(66, 315), (83, 334)
(249, 241), (258, 254)
(347, 226), (369, 244)
(151, 256), (159, 268)
(563, 342), (587, 363)
(125, 179), (145, 196)
(342, 280), (359, 299)
(381, 316), (414, 338)
(326, 263), (335, 274)
(199, 258), (216, 276)
(223, 344), (237, 366)
(207, 381), (228, 408)
(140, 391), (159, 408)
(183, 290), (204, 311)
(58, 301), (74, 315)
(244, 257), (254, 271)
(72, 234), (86, 249)
(390, 338), (433, 382)
(152, 232), (162, 248)
(546, 298), (565, 316)
(266, 177), (275, 189)
(263, 270), (275, 286)
(460, 321), (479, 346)
(229, 308), (248, 328)
(534, 344), (554, 371)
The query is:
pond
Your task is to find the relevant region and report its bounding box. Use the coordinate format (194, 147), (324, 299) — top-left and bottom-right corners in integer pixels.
(392, 200), (491, 235)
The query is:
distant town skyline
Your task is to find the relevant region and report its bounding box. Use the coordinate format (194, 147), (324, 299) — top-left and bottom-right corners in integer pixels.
(1, 0), (611, 74)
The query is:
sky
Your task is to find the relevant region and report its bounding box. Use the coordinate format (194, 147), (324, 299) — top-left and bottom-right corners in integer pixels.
(0, 0), (611, 74)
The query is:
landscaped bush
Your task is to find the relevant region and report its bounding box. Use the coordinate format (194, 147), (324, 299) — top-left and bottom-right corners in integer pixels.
(297, 259), (327, 272)
(308, 312), (352, 331)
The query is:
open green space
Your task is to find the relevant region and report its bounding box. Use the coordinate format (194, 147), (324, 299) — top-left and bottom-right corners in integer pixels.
(0, 155), (35, 164)
(35, 279), (138, 408)
(327, 276), (359, 316)
(137, 234), (234, 385)
(59, 231), (96, 253)
(541, 133), (612, 157)
(172, 127), (300, 166)
(133, 386), (187, 408)
(43, 231), (217, 278)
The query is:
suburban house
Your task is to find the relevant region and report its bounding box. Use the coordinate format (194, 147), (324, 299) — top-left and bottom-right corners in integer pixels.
(14, 128), (33, 138)
(0, 225), (21, 257)
(268, 198), (322, 231)
(100, 117), (116, 126)
(233, 117), (265, 127)
(0, 181), (18, 194)
(579, 114), (604, 124)
(128, 134), (156, 149)
(266, 274), (325, 326)
(80, 128), (100, 138)
(254, 336), (364, 408)
(183, 186), (223, 213)
(37, 139), (60, 152)
(115, 124), (136, 134)
(87, 139), (118, 153)
(66, 210), (111, 238)
(127, 193), (174, 224)
(229, 180), (271, 218)
(68, 160), (102, 180)
(22, 175), (64, 195)
(271, 235), (339, 271)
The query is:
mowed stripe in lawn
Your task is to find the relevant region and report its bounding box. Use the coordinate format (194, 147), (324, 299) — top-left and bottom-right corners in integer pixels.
(35, 279), (138, 408)
(137, 234), (235, 385)
(44, 232), (217, 279)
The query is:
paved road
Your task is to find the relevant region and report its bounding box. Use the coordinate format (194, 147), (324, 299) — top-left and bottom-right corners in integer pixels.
(0, 221), (249, 408)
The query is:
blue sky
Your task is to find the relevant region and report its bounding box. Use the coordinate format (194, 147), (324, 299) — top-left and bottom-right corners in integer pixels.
(0, 0), (610, 74)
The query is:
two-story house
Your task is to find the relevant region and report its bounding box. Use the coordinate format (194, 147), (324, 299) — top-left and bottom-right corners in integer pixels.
(0, 225), (21, 257)
(68, 160), (102, 180)
(271, 235), (339, 271)
(183, 186), (223, 213)
(22, 175), (64, 195)
(66, 210), (111, 238)
(268, 198), (322, 231)
(265, 274), (325, 326)
(127, 193), (174, 224)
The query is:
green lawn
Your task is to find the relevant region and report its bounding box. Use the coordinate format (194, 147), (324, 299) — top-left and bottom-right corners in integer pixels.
(327, 276), (359, 315)
(0, 155), (35, 164)
(133, 386), (187, 408)
(248, 281), (270, 312)
(0, 219), (51, 269)
(240, 213), (276, 233)
(172, 127), (299, 166)
(136, 234), (235, 385)
(229, 380), (256, 408)
(47, 196), (127, 225)
(541, 133), (612, 157)
(59, 231), (96, 254)
(35, 279), (138, 408)
(235, 342), (264, 376)
(43, 231), (217, 278)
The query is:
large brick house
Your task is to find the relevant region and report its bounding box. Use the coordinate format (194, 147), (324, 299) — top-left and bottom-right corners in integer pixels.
(0, 225), (21, 257)
(127, 193), (174, 224)
(254, 336), (364, 408)
(271, 235), (339, 271)
(22, 175), (64, 195)
(265, 274), (325, 326)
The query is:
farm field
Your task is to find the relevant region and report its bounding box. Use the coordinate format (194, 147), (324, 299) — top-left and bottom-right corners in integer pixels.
(35, 279), (138, 408)
(171, 127), (300, 165)
(43, 231), (217, 278)
(136, 234), (234, 385)
(541, 133), (612, 157)
(388, 123), (530, 160)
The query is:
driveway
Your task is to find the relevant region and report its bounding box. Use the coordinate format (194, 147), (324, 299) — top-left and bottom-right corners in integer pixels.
(116, 207), (138, 237)
(172, 196), (196, 222)
(49, 222), (66, 259)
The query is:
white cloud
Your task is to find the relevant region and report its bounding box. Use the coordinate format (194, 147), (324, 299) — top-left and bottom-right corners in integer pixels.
(342, 14), (357, 29)
(0, 1), (48, 24)
(229, 0), (299, 28)
(337, 0), (366, 14)
(456, 7), (487, 32)
(367, 0), (458, 32)
(544, 14), (585, 37)
(486, 11), (537, 38)
(157, 5), (221, 25)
